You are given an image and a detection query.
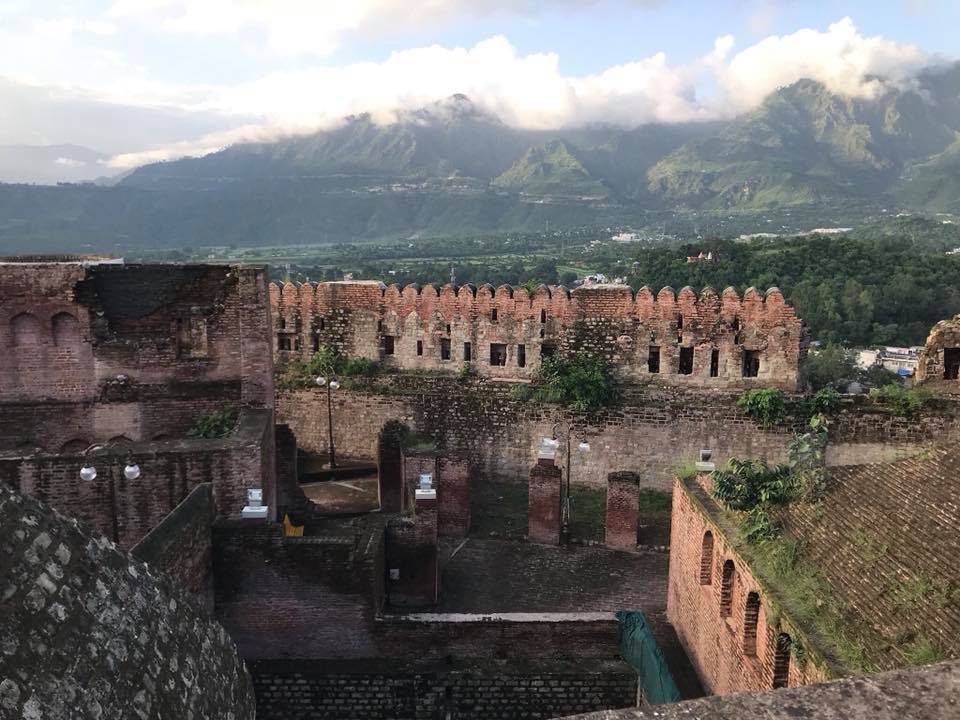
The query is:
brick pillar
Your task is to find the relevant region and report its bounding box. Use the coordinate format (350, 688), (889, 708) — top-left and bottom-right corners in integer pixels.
(437, 457), (471, 537)
(385, 483), (439, 608)
(605, 471), (640, 549)
(401, 452), (437, 514)
(695, 460), (715, 494)
(528, 460), (562, 545)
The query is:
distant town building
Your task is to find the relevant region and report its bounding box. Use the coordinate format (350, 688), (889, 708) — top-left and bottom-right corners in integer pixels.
(686, 251), (715, 263)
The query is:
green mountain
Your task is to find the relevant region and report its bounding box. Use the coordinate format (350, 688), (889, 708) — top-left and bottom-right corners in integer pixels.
(492, 140), (609, 198)
(4, 64), (960, 253)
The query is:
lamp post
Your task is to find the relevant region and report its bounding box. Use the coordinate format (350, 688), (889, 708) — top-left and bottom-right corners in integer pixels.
(315, 375), (341, 469)
(78, 446), (142, 544)
(549, 422), (590, 543)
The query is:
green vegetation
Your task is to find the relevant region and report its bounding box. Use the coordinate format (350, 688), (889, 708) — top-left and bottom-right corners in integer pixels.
(802, 345), (859, 391)
(276, 345), (381, 389)
(513, 354), (615, 411)
(867, 383), (933, 417)
(736, 388), (786, 427)
(637, 488), (672, 513)
(903, 636), (945, 666)
(186, 406), (238, 439)
(567, 484), (607, 544)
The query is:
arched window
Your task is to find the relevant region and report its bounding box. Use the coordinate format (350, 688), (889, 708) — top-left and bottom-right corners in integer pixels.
(743, 592), (761, 656)
(52, 312), (80, 347)
(720, 559), (736, 617)
(60, 438), (90, 453)
(11, 312), (42, 346)
(772, 633), (792, 688)
(700, 531), (714, 585)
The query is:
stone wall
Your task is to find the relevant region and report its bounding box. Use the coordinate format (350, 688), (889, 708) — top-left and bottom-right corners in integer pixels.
(666, 475), (830, 695)
(252, 659), (637, 720)
(0, 483), (256, 720)
(0, 408), (275, 548)
(270, 281), (804, 390)
(276, 380), (957, 491)
(131, 483), (216, 612)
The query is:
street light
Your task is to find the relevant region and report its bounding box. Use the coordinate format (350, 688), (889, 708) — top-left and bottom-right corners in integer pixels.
(315, 375), (340, 469)
(78, 445), (140, 544)
(547, 422), (590, 543)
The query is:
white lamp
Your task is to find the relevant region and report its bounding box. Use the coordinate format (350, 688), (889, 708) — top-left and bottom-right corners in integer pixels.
(79, 465), (97, 482)
(123, 462), (141, 481)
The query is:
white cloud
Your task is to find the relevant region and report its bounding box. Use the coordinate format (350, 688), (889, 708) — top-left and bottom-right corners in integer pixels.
(0, 8), (942, 173)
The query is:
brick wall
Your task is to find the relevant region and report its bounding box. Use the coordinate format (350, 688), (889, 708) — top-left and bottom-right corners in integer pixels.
(528, 461), (562, 545)
(438, 457), (471, 536)
(385, 501), (439, 608)
(277, 381), (956, 491)
(666, 475), (829, 694)
(0, 408), (275, 548)
(605, 472), (640, 550)
(131, 482), (216, 612)
(270, 281), (804, 390)
(251, 660), (637, 720)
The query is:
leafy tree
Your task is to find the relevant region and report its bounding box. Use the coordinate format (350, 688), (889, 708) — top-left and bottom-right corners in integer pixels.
(187, 407), (238, 439)
(711, 458), (795, 511)
(868, 384), (932, 417)
(803, 344), (858, 391)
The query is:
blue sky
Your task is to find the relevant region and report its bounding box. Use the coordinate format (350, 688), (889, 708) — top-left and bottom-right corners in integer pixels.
(0, 1), (955, 168)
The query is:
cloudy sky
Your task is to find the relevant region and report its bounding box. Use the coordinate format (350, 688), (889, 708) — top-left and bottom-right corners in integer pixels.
(0, 0), (956, 174)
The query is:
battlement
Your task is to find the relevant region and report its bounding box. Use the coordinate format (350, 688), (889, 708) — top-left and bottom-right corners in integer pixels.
(269, 280), (805, 390)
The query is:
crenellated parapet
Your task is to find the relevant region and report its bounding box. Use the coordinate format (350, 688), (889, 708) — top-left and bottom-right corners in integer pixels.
(269, 280), (805, 389)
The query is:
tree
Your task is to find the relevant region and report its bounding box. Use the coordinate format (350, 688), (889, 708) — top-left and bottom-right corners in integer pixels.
(802, 344), (858, 391)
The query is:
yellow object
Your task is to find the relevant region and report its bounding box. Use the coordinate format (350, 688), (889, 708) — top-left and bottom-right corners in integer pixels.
(282, 513), (304, 537)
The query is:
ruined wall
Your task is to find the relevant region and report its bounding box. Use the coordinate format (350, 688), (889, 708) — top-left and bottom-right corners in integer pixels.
(270, 281), (804, 390)
(917, 314), (960, 394)
(0, 262), (274, 412)
(0, 408), (275, 549)
(131, 483), (216, 612)
(666, 476), (830, 695)
(276, 380), (957, 491)
(252, 660), (637, 720)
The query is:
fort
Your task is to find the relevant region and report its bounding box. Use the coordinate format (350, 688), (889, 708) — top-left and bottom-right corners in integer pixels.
(2, 260), (959, 720)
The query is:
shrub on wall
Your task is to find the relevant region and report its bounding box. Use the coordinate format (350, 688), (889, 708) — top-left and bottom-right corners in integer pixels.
(867, 383), (932, 417)
(736, 388), (787, 427)
(515, 353), (615, 411)
(187, 406), (238, 439)
(276, 344), (381, 389)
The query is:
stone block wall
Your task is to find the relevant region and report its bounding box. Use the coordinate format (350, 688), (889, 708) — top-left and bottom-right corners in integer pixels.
(528, 461), (562, 545)
(666, 475), (829, 694)
(917, 314), (960, 394)
(277, 381), (956, 491)
(605, 471), (640, 550)
(131, 482), (216, 612)
(270, 281), (804, 390)
(1, 483), (255, 720)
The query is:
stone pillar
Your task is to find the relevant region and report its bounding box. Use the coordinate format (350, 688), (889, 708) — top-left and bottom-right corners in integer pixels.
(385, 475), (439, 608)
(437, 457), (471, 537)
(528, 460), (563, 545)
(401, 452), (437, 514)
(605, 471), (640, 550)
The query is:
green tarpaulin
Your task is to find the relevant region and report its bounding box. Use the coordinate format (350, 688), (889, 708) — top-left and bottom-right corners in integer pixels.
(616, 610), (681, 705)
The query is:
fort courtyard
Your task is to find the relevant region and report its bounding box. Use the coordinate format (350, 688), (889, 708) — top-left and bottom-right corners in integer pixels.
(1, 258), (959, 719)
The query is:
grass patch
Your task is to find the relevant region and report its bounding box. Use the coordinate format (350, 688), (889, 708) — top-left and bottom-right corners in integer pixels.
(470, 479), (529, 539)
(638, 488), (672, 513)
(568, 484), (606, 543)
(903, 636), (944, 666)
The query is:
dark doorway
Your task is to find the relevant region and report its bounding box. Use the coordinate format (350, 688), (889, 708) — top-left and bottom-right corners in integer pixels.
(440, 338), (451, 361)
(382, 335), (395, 355)
(742, 350), (760, 377)
(944, 348), (960, 380)
(463, 342), (472, 361)
(490, 343), (507, 366)
(648, 346), (660, 373)
(517, 344), (526, 368)
(679, 347), (694, 375)
(710, 349), (720, 377)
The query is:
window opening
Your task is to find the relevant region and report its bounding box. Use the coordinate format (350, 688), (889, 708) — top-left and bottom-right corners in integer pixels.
(491, 308), (498, 321)
(440, 338), (451, 361)
(720, 559), (736, 617)
(945, 348), (960, 380)
(382, 335), (395, 355)
(517, 344), (526, 368)
(744, 592), (761, 657)
(463, 342), (472, 361)
(700, 532), (714, 585)
(742, 350), (760, 378)
(417, 340), (423, 356)
(679, 347), (694, 375)
(490, 343), (507, 366)
(773, 634), (792, 688)
(648, 346), (660, 373)
(710, 349), (720, 377)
